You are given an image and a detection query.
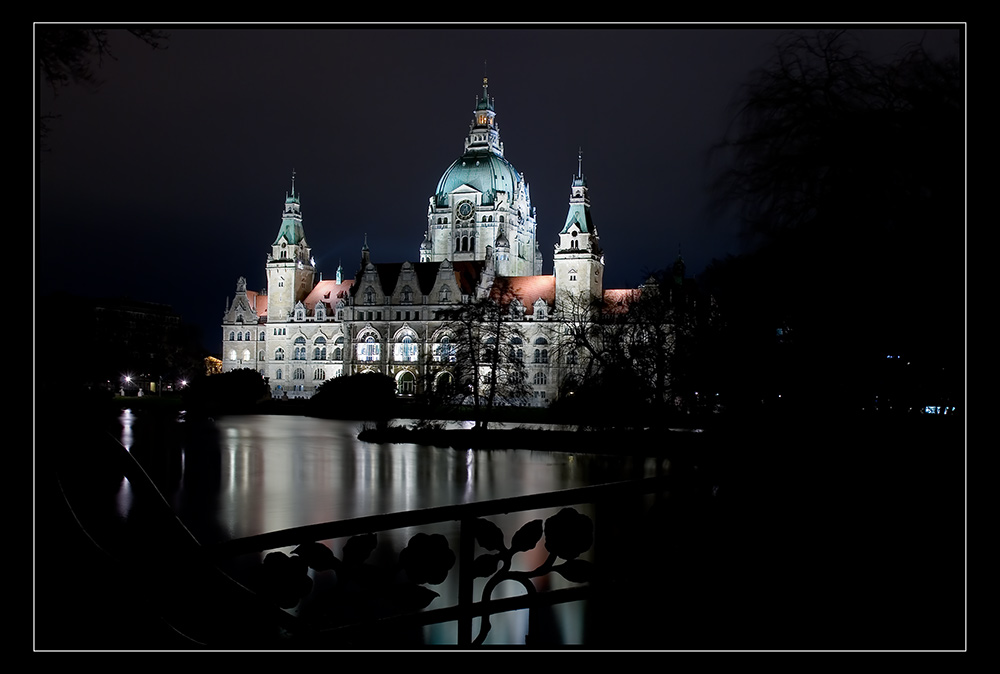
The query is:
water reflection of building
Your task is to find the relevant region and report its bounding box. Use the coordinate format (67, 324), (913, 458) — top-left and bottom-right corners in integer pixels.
(221, 78), (649, 402)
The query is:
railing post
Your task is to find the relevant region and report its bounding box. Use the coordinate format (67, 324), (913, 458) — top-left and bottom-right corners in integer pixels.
(457, 516), (475, 646)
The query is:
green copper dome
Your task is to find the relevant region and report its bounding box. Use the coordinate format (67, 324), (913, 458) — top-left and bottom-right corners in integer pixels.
(434, 151), (521, 207)
(434, 78), (523, 207)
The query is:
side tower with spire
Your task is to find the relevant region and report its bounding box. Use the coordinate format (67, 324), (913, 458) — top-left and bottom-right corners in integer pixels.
(266, 171), (316, 321)
(553, 151), (604, 313)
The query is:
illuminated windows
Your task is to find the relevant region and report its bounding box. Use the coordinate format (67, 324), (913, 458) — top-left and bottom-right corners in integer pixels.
(395, 334), (419, 362)
(357, 334), (381, 362)
(435, 335), (456, 362)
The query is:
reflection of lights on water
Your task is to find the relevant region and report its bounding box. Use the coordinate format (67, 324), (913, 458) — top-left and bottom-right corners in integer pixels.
(115, 476), (133, 517)
(465, 449), (475, 497)
(119, 408), (135, 451)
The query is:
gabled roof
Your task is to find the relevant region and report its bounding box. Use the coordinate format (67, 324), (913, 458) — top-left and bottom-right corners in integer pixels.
(602, 288), (641, 315)
(450, 260), (487, 296)
(351, 260), (487, 298)
(303, 279), (355, 313)
(491, 275), (556, 315)
(250, 291), (268, 320)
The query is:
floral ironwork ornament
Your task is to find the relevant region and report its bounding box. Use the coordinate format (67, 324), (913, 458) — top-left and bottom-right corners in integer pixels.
(472, 507), (596, 644)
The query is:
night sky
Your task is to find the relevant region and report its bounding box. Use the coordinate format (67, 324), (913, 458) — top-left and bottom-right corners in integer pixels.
(36, 25), (962, 354)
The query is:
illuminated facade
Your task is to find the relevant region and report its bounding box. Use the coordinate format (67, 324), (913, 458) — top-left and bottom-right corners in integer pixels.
(221, 79), (626, 402)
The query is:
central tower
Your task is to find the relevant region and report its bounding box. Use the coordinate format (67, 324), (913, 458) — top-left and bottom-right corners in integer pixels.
(420, 78), (542, 277)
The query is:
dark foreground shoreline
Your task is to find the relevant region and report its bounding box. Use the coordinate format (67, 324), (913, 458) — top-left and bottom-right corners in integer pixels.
(355, 424), (705, 454)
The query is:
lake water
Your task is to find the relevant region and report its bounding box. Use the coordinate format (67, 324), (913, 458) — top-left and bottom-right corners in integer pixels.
(113, 411), (662, 646)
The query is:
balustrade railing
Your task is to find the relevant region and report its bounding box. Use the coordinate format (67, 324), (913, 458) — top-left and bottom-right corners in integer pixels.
(205, 475), (670, 647)
(66, 429), (672, 648)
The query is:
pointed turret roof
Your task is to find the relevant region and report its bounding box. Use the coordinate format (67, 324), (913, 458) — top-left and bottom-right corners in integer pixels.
(561, 149), (597, 235)
(273, 170), (307, 246)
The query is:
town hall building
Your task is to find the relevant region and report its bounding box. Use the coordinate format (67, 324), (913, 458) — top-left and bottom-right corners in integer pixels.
(221, 78), (645, 402)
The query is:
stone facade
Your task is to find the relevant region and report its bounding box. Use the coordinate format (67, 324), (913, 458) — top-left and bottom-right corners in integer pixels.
(222, 79), (627, 402)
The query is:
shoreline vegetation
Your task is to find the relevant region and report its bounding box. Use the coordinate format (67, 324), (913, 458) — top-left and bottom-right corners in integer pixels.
(354, 422), (703, 454)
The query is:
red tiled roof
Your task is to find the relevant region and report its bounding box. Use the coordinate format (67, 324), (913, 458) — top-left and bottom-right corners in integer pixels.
(602, 288), (641, 314)
(303, 279), (355, 313)
(245, 290), (268, 319)
(492, 275), (556, 315)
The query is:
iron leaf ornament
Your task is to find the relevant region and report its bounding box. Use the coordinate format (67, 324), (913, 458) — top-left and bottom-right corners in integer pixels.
(471, 507), (596, 644)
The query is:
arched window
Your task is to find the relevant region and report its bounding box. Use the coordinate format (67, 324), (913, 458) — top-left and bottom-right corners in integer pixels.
(245, 332), (251, 341)
(364, 286), (376, 305)
(293, 368), (305, 380)
(358, 335), (380, 362)
(533, 371), (547, 386)
(483, 336), (498, 361)
(275, 348), (285, 361)
(509, 336), (523, 362)
(435, 335), (456, 362)
(470, 235), (475, 251)
(259, 331), (265, 341)
(313, 368), (326, 381)
(396, 334), (418, 362)
(236, 332), (242, 341)
(401, 285), (413, 304)
(439, 285), (451, 303)
(275, 368), (283, 380)
(397, 371), (416, 395)
(229, 331), (235, 341)
(435, 371), (455, 395)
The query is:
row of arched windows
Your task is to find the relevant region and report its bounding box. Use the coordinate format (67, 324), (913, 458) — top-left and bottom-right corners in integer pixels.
(275, 347), (344, 361)
(236, 333), (571, 368)
(228, 330), (266, 341)
(434, 214), (505, 224)
(456, 235), (475, 252)
(272, 367), (332, 381)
